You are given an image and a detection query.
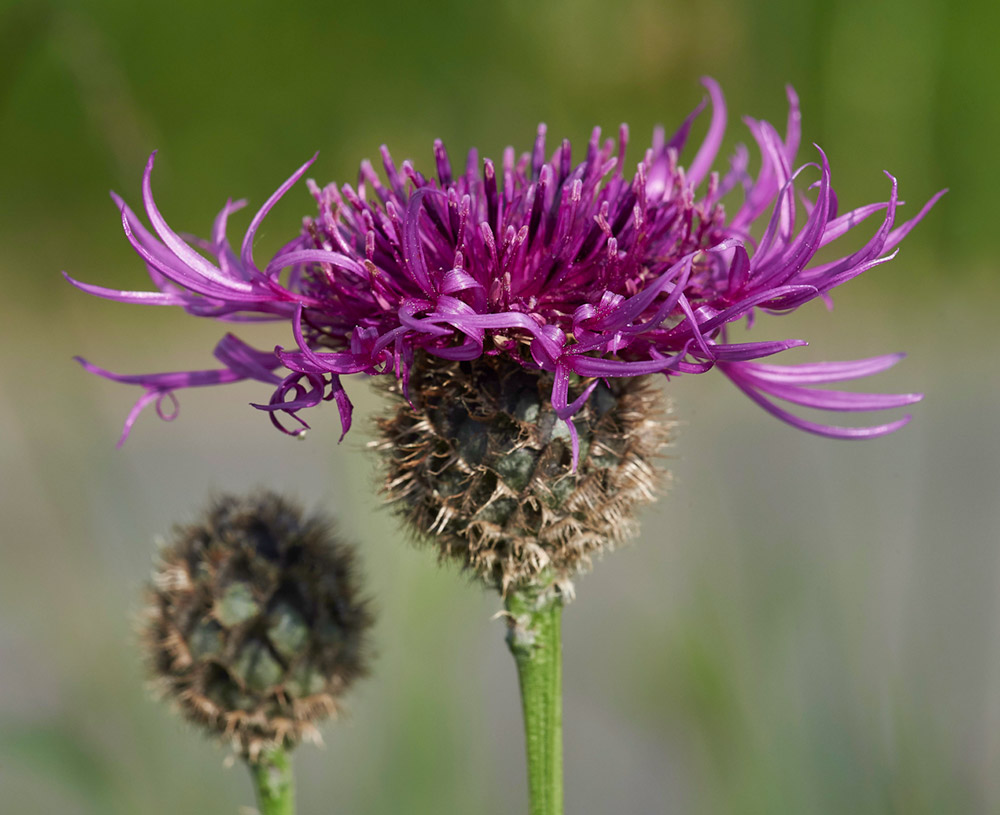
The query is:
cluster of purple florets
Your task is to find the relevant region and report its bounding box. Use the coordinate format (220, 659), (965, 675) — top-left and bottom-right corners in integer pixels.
(68, 79), (942, 459)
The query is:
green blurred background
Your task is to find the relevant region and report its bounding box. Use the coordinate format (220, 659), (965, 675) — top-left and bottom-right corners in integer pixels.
(2, 0), (997, 812)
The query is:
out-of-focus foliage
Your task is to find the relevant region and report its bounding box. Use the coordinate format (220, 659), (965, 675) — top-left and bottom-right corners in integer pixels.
(1, 1), (997, 813)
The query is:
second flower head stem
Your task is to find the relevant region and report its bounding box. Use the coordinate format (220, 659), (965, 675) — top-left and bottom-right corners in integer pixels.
(505, 587), (565, 815)
(247, 746), (296, 815)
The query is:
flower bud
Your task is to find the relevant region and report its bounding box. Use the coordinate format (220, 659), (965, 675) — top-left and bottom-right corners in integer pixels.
(140, 491), (373, 760)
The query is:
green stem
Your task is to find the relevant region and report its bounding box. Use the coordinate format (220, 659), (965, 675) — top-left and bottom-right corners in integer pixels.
(505, 588), (564, 815)
(247, 747), (295, 815)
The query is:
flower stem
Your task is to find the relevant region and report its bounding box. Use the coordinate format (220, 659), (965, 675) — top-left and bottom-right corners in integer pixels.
(247, 747), (295, 815)
(505, 588), (564, 815)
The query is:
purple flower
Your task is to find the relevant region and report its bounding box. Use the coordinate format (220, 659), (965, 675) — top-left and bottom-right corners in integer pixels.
(68, 79), (942, 461)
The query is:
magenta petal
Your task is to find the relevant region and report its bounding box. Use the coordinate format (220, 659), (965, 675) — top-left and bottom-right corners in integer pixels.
(687, 77), (727, 189)
(727, 374), (914, 438)
(708, 339), (808, 361)
(74, 357), (243, 389)
(239, 153), (318, 276)
(264, 248), (366, 279)
(62, 271), (183, 306)
(741, 354), (907, 384)
(141, 154), (255, 294)
(820, 202), (890, 248)
(213, 334), (284, 384)
(742, 379), (922, 411)
(883, 188), (948, 253)
(783, 85), (801, 161)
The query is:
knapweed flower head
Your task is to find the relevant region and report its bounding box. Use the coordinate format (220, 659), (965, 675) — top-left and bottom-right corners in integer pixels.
(141, 491), (373, 760)
(69, 78), (940, 464)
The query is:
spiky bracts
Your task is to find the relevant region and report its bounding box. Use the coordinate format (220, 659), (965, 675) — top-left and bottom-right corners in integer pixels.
(376, 354), (671, 593)
(140, 491), (373, 761)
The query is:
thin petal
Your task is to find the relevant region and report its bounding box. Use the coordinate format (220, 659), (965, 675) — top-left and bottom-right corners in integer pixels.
(141, 153), (255, 294)
(62, 271), (183, 305)
(726, 372), (914, 438)
(239, 153), (318, 276)
(687, 77), (727, 189)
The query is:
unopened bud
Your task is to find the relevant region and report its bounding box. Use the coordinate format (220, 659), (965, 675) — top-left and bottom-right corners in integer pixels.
(140, 491), (373, 760)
